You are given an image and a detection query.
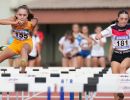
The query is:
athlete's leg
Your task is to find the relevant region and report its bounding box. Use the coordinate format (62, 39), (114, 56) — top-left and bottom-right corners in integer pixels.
(99, 57), (106, 67)
(0, 48), (16, 63)
(20, 43), (31, 73)
(120, 58), (130, 73)
(8, 59), (14, 67)
(115, 57), (130, 100)
(111, 61), (120, 73)
(111, 61), (121, 100)
(13, 57), (20, 68)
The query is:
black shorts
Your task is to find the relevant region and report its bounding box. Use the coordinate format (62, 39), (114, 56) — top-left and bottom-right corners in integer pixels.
(111, 50), (130, 63)
(28, 54), (38, 61)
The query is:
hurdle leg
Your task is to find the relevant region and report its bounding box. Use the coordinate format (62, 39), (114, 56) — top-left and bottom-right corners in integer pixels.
(79, 92), (82, 100)
(0, 92), (2, 100)
(60, 87), (64, 100)
(16, 91), (18, 100)
(7, 92), (9, 100)
(21, 91), (24, 100)
(85, 92), (89, 100)
(27, 92), (30, 98)
(90, 92), (96, 100)
(70, 92), (74, 100)
(32, 92), (35, 95)
(47, 87), (51, 100)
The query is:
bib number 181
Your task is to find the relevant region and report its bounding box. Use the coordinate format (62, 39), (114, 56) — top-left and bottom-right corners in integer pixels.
(117, 40), (128, 46)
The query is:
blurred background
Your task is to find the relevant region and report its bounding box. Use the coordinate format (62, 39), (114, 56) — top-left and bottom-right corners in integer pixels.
(0, 0), (130, 66)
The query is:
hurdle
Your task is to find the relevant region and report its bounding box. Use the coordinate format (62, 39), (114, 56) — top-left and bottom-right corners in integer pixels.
(1, 66), (125, 100)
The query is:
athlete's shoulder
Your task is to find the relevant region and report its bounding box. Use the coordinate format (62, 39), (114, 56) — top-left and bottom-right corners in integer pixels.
(110, 23), (116, 29)
(26, 21), (33, 30)
(27, 21), (32, 24)
(27, 21), (33, 26)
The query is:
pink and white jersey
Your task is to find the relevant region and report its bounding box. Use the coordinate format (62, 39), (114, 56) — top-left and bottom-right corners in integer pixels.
(101, 24), (130, 51)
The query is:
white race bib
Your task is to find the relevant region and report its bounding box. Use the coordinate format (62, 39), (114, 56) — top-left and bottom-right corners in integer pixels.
(113, 35), (130, 50)
(13, 29), (30, 40)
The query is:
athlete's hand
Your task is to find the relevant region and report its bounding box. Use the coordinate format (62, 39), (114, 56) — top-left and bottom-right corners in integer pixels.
(18, 20), (25, 25)
(15, 20), (25, 25)
(95, 33), (102, 40)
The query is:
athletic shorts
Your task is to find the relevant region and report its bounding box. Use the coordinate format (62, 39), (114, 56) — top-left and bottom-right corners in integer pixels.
(28, 53), (38, 61)
(8, 38), (33, 54)
(77, 50), (91, 58)
(111, 49), (130, 63)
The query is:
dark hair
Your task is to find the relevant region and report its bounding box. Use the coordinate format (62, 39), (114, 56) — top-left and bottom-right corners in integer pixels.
(16, 5), (34, 21)
(110, 9), (129, 24)
(118, 9), (129, 17)
(65, 31), (74, 43)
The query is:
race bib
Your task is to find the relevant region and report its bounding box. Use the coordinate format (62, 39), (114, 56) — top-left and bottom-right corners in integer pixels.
(113, 35), (130, 49)
(13, 29), (30, 40)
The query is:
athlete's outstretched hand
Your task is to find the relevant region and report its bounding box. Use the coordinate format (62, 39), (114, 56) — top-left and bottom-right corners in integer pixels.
(95, 33), (102, 40)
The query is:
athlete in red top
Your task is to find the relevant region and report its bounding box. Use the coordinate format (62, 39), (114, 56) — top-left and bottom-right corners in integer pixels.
(96, 9), (130, 100)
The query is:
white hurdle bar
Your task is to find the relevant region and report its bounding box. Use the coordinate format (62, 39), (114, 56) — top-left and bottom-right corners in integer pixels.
(0, 67), (111, 100)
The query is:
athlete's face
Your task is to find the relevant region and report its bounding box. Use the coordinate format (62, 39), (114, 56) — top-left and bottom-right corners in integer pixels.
(72, 24), (80, 33)
(118, 13), (129, 27)
(16, 8), (28, 21)
(82, 26), (88, 34)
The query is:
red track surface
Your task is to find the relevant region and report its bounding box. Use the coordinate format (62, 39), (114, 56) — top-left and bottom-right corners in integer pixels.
(1, 92), (130, 100)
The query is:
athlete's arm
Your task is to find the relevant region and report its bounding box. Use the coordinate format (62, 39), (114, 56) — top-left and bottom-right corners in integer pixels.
(108, 42), (113, 62)
(96, 25), (112, 40)
(0, 17), (18, 25)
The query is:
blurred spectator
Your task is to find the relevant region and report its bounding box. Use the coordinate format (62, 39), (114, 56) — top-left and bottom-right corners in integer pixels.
(79, 25), (92, 67)
(34, 25), (44, 66)
(35, 25), (44, 43)
(28, 26), (42, 66)
(72, 24), (83, 67)
(59, 31), (80, 67)
(90, 26), (106, 67)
